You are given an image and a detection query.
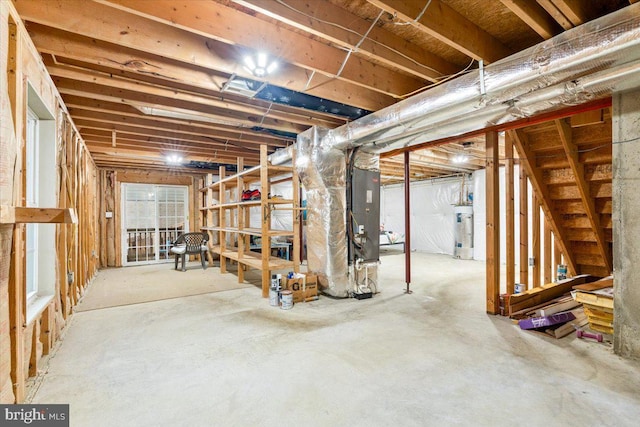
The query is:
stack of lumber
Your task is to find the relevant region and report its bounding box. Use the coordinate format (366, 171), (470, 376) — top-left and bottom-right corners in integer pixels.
(572, 277), (614, 335)
(506, 275), (599, 339)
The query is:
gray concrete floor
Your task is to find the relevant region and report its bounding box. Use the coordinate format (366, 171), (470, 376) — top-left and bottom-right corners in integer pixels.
(30, 253), (640, 426)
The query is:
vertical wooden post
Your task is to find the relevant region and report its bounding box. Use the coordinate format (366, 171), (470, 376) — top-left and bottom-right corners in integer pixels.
(403, 151), (412, 294)
(554, 238), (562, 278)
(519, 168), (529, 287)
(532, 194), (541, 288)
(219, 166), (227, 274)
(486, 131), (500, 314)
(544, 217), (552, 284)
(505, 134), (515, 294)
(114, 171), (121, 267)
(7, 15), (26, 403)
(237, 158), (245, 284)
(260, 146), (270, 297)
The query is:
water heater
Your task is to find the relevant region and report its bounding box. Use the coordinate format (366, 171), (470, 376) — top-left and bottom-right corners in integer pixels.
(454, 205), (473, 260)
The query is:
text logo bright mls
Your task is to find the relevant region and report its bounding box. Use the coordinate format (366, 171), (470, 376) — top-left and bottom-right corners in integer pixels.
(0, 405), (69, 426)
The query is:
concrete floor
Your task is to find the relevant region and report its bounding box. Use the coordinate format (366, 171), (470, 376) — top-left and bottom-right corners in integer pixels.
(30, 253), (640, 426)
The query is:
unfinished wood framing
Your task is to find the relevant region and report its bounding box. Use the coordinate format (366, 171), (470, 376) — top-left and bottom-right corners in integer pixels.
(532, 193), (541, 287)
(556, 118), (612, 273)
(505, 134), (515, 294)
(1, 3), (99, 403)
(485, 131), (500, 314)
(202, 145), (300, 297)
(544, 217), (552, 284)
(510, 128), (577, 276)
(519, 167), (529, 287)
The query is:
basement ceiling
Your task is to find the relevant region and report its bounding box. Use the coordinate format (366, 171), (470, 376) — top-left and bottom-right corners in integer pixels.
(14, 0), (630, 180)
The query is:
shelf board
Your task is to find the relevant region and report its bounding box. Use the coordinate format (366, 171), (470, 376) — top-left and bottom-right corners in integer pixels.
(201, 227), (293, 237)
(220, 249), (294, 270)
(268, 165), (293, 174)
(268, 198), (294, 205)
(203, 165), (292, 191)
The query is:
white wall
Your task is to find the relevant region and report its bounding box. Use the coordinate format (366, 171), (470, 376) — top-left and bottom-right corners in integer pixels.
(381, 166), (554, 274)
(381, 177), (471, 255)
(472, 167), (523, 263)
(473, 166), (557, 283)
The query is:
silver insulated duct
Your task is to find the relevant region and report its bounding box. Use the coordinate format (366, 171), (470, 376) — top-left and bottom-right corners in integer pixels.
(318, 3), (640, 153)
(272, 4), (640, 296)
(296, 127), (350, 296)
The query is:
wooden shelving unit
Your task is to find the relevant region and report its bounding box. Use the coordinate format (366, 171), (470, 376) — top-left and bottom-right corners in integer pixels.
(200, 145), (300, 296)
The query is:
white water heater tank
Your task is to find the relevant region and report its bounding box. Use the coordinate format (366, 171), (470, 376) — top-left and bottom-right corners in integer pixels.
(454, 205), (474, 260)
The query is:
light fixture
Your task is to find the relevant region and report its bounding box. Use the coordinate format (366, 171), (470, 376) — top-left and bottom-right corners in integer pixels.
(166, 154), (183, 165)
(453, 154), (468, 163)
(243, 52), (278, 78)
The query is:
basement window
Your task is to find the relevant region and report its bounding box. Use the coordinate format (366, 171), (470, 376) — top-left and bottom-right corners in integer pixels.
(25, 84), (56, 324)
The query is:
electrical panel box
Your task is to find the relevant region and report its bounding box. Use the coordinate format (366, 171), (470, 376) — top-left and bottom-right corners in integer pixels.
(350, 167), (380, 263)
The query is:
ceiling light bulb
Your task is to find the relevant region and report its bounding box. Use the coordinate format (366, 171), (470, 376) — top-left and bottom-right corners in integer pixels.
(257, 52), (267, 68)
(266, 61), (278, 74)
(453, 154), (468, 163)
(166, 154), (183, 165)
(254, 67), (266, 77)
(243, 56), (256, 71)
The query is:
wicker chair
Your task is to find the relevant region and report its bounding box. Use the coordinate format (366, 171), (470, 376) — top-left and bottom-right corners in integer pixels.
(170, 232), (210, 271)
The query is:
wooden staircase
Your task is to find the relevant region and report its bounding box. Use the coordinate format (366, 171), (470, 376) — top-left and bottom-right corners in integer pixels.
(509, 108), (613, 279)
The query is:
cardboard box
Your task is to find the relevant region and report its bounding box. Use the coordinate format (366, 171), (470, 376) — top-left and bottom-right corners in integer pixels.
(285, 274), (318, 303)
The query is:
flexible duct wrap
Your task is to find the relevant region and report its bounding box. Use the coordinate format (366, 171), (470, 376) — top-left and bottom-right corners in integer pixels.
(296, 127), (350, 296)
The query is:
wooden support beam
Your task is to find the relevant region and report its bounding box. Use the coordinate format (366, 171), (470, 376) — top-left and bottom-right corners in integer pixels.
(510, 128), (578, 276)
(7, 14), (25, 402)
(519, 167), (529, 287)
(486, 131), (500, 314)
(550, 0), (592, 26)
(499, 0), (562, 39)
(505, 134), (515, 294)
(64, 102), (292, 146)
(1, 207), (78, 224)
(532, 193), (541, 287)
(555, 119), (612, 273)
(367, 0), (512, 63)
(52, 77), (306, 135)
(260, 146), (270, 298)
(111, 130), (116, 148)
(544, 217), (552, 284)
(537, 0), (574, 30)
(45, 61), (340, 130)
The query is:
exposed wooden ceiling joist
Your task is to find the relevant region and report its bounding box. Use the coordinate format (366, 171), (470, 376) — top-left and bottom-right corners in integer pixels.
(499, 0), (562, 39)
(13, 0), (628, 176)
(366, 0), (513, 63)
(232, 0), (460, 82)
(16, 0), (395, 110)
(95, 0), (427, 98)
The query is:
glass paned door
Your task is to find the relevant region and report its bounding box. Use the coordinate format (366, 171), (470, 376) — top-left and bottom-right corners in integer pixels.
(122, 184), (188, 265)
(157, 186), (187, 260)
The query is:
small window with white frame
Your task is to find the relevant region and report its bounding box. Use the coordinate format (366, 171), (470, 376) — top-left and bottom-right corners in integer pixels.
(25, 83), (57, 323)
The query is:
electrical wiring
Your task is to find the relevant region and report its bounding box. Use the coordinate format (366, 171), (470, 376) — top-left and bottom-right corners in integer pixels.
(274, 0), (456, 78)
(390, 0), (433, 26)
(399, 58), (476, 98)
